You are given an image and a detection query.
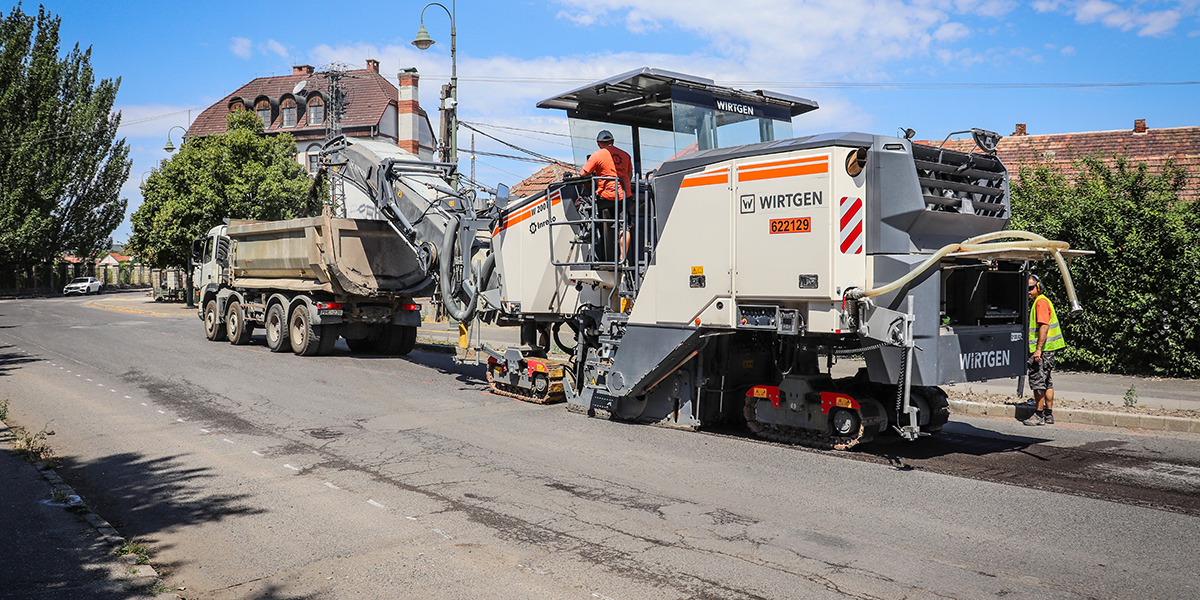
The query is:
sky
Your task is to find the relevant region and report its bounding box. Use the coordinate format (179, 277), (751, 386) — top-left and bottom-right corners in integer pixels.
(25, 0), (1200, 244)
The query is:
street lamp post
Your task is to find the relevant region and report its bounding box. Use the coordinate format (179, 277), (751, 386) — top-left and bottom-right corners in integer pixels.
(412, 0), (458, 189)
(163, 125), (187, 153)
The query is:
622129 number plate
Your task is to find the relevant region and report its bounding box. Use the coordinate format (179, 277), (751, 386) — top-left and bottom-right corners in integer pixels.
(769, 217), (811, 234)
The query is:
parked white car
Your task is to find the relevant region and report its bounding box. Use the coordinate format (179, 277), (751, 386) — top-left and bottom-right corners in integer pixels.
(63, 277), (103, 295)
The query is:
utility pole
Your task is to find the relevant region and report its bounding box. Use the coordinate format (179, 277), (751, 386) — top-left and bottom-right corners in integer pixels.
(319, 63), (357, 217)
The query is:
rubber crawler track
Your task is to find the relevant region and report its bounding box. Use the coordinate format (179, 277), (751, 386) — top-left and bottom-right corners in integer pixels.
(486, 367), (564, 404)
(743, 396), (874, 451)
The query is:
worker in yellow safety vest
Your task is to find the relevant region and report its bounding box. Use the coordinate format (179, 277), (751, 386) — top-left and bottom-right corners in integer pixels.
(1024, 274), (1067, 426)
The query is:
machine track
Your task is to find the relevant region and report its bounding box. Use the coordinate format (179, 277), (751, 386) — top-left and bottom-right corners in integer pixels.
(486, 367), (565, 404)
(743, 396), (874, 450)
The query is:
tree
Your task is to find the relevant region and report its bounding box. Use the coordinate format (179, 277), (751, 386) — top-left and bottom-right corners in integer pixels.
(1010, 156), (1200, 377)
(0, 5), (130, 264)
(129, 111), (319, 268)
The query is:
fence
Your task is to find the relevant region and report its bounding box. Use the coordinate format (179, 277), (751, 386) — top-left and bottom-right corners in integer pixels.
(0, 262), (153, 295)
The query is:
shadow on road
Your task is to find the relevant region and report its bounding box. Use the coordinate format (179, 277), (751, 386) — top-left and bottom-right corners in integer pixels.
(0, 345), (41, 377)
(52, 450), (267, 580)
(863, 422), (1051, 461)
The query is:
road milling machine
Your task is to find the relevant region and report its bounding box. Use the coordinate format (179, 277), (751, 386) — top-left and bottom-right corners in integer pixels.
(316, 68), (1086, 450)
(473, 68), (1086, 449)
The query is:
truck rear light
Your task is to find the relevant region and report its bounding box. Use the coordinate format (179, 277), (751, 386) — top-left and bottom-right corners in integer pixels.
(316, 302), (343, 310)
(401, 303), (422, 311)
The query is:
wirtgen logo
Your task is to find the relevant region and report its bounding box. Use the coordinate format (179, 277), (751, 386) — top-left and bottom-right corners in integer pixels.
(739, 194), (755, 214)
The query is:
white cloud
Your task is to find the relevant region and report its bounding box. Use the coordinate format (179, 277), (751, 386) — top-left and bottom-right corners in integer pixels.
(1061, 45), (1076, 54)
(1038, 0), (1190, 37)
(230, 37), (252, 59)
(555, 10), (595, 26)
(265, 39), (289, 59)
(934, 22), (971, 41)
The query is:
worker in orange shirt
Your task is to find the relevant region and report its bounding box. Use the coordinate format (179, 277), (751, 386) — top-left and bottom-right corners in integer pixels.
(580, 130), (632, 262)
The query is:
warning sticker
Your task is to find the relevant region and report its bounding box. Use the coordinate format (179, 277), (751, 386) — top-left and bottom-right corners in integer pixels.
(769, 217), (811, 234)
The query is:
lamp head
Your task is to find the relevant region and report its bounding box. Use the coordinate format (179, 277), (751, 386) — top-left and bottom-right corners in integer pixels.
(163, 139), (176, 153)
(412, 24), (435, 50)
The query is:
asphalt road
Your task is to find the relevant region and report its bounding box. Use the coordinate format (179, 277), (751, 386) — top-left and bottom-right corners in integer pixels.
(2, 291), (1199, 600)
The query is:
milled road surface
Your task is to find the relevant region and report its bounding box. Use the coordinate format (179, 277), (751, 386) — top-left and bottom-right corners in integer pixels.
(2, 292), (1199, 599)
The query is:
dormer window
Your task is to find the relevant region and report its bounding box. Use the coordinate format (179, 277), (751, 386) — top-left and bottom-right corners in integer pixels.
(228, 98), (245, 112)
(255, 99), (271, 127)
(281, 98), (297, 128)
(308, 95), (324, 127)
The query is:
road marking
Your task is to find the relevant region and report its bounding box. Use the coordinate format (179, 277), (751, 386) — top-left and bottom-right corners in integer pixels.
(157, 410), (165, 414)
(432, 528), (452, 539)
(110, 389), (116, 392)
(406, 516), (418, 520)
(284, 464), (301, 471)
(140, 403), (148, 406)
(324, 482), (340, 489)
(124, 396), (131, 399)
(176, 418), (185, 422)
(251, 451), (264, 457)
(223, 438), (234, 444)
(200, 428), (210, 433)
(367, 499), (386, 509)
(86, 378), (92, 381)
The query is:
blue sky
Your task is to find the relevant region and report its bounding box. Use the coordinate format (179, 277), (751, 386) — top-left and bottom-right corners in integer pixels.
(30, 0), (1200, 243)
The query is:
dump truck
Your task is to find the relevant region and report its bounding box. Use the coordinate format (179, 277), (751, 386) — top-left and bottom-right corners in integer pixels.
(191, 213), (428, 355)
(466, 68), (1087, 448)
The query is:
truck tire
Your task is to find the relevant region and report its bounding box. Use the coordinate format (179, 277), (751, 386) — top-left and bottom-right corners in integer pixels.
(289, 305), (323, 356)
(265, 303), (289, 353)
(226, 300), (253, 345)
(380, 325), (417, 356)
(204, 300), (226, 341)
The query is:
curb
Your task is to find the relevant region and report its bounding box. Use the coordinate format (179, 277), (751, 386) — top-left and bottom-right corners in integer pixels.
(948, 399), (1200, 433)
(0, 418), (162, 587)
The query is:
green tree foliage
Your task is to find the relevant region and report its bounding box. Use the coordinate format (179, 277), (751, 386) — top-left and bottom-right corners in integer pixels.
(1010, 156), (1200, 377)
(129, 111), (319, 267)
(0, 5), (131, 264)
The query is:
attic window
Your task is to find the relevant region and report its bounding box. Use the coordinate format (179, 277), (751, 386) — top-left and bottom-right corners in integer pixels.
(228, 98), (245, 112)
(255, 99), (271, 127)
(308, 95), (324, 126)
(281, 98), (297, 128)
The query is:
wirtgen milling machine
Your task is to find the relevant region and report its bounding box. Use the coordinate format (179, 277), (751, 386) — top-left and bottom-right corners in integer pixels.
(476, 68), (1085, 449)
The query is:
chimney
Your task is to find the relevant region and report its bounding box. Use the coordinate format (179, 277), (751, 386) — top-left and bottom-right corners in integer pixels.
(292, 65), (314, 76)
(1013, 123), (1027, 136)
(1134, 118), (1147, 134)
(366, 58), (380, 73)
(397, 68), (423, 157)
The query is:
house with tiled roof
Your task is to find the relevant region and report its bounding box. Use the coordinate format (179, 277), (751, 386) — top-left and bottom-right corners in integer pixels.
(97, 252), (131, 266)
(185, 60), (438, 218)
(932, 119), (1200, 199)
(509, 163), (579, 198)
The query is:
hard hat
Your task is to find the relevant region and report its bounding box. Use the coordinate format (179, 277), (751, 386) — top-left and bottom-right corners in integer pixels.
(596, 130), (614, 143)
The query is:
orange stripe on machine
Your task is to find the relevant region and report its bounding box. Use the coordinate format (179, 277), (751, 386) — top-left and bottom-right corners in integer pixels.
(737, 155), (827, 174)
(494, 192), (562, 234)
(738, 160), (828, 182)
(680, 168), (730, 188)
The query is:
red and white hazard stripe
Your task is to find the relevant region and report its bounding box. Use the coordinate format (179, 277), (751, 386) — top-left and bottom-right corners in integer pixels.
(839, 196), (864, 255)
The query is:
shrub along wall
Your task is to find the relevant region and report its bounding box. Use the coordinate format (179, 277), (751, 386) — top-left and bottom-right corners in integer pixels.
(1009, 156), (1200, 377)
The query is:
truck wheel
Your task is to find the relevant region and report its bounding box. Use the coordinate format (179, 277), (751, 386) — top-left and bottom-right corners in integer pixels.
(380, 325), (417, 356)
(226, 300), (253, 345)
(265, 303), (289, 353)
(204, 300), (226, 341)
(289, 305), (324, 356)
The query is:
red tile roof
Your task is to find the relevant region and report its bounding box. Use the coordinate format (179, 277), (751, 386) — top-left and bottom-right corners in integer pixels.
(924, 124), (1200, 199)
(510, 163), (579, 198)
(186, 67), (416, 142)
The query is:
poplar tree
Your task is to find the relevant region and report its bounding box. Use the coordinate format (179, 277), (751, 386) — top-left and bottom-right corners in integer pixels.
(0, 5), (130, 264)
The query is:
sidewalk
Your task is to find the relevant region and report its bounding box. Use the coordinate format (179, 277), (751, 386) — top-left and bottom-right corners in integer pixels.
(0, 419), (158, 599)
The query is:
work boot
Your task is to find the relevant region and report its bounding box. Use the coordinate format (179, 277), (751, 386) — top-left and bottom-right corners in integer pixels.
(1022, 413), (1045, 426)
(1043, 413), (1054, 425)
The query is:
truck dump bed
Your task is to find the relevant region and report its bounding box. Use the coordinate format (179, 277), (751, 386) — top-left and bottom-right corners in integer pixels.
(226, 215), (429, 297)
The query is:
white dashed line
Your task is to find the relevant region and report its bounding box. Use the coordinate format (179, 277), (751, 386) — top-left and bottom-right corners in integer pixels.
(367, 500), (386, 509)
(157, 410), (166, 414)
(140, 403), (148, 406)
(251, 451), (264, 457)
(200, 429), (210, 433)
(110, 389), (116, 393)
(284, 464), (301, 471)
(176, 418), (185, 422)
(97, 384), (104, 387)
(222, 439), (234, 444)
(124, 396), (131, 399)
(86, 378), (92, 381)
(406, 516), (418, 520)
(324, 482), (340, 489)
(432, 528), (452, 539)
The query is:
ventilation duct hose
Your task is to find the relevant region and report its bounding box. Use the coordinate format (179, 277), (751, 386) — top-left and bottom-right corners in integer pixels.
(439, 215), (479, 322)
(844, 231), (1077, 303)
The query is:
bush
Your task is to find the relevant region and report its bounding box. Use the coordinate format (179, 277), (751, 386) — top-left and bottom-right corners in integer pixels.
(1009, 156), (1200, 377)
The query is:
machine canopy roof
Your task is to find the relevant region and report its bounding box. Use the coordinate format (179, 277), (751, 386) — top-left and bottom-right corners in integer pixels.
(536, 67), (819, 131)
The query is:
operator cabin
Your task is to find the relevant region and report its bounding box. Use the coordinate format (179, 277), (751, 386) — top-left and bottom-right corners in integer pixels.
(184, 60), (438, 219)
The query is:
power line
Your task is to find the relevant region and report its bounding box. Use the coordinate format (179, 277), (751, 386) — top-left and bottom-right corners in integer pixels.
(458, 121), (573, 167)
(420, 74), (1200, 90)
